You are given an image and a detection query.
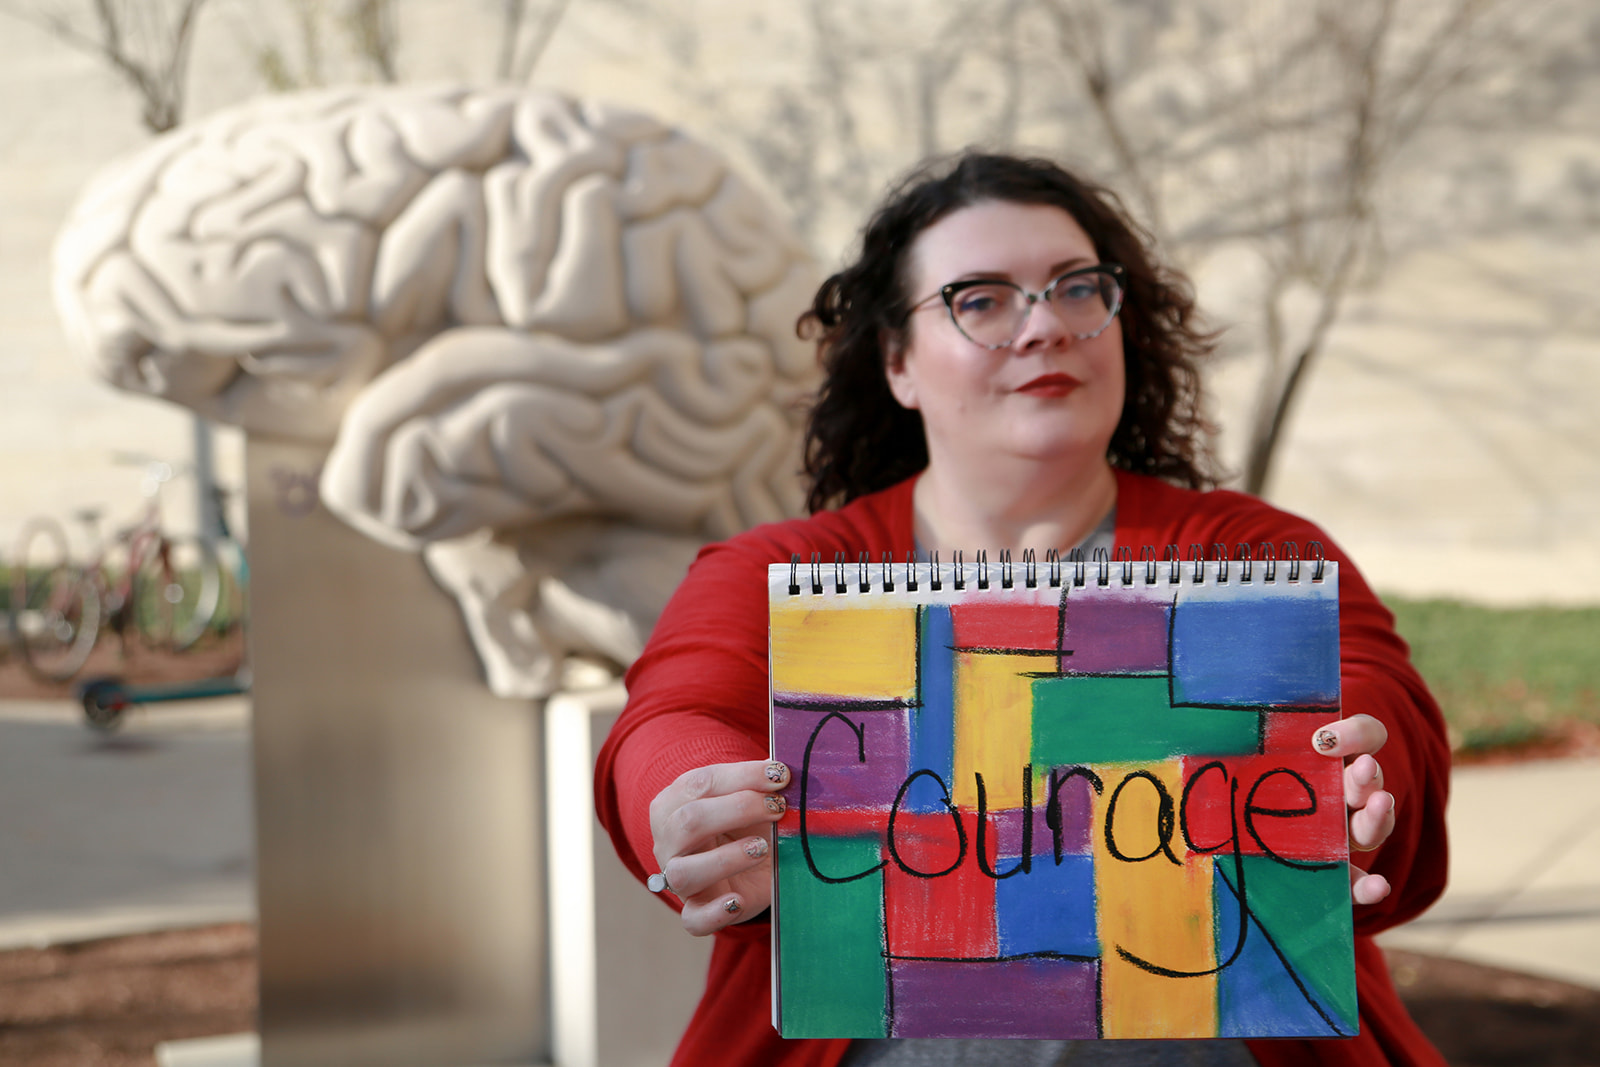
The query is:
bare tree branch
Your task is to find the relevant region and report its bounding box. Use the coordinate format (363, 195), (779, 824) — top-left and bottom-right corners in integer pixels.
(509, 0), (571, 83)
(1, 0), (208, 131)
(1039, 0), (1168, 240)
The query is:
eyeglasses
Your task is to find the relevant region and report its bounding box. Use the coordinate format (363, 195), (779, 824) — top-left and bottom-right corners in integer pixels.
(905, 263), (1126, 349)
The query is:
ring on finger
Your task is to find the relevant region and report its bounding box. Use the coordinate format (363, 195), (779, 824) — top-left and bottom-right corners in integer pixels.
(647, 871), (674, 895)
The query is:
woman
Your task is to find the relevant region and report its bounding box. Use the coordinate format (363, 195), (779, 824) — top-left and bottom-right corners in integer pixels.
(594, 152), (1449, 1067)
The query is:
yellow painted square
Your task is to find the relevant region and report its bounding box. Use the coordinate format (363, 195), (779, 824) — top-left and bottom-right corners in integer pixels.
(951, 652), (1036, 810)
(770, 604), (918, 701)
(1094, 759), (1218, 1038)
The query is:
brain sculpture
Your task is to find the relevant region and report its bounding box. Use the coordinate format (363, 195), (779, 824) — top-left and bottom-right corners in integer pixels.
(53, 85), (821, 695)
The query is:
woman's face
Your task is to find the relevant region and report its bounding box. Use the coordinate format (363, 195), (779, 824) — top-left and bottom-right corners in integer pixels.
(886, 200), (1125, 474)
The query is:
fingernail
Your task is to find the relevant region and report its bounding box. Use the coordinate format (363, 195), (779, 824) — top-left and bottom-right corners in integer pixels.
(765, 762), (789, 784)
(723, 897), (742, 915)
(1315, 728), (1338, 752)
(744, 837), (769, 858)
(764, 795), (787, 814)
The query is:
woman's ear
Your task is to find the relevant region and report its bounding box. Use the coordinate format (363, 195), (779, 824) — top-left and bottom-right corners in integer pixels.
(882, 331), (919, 410)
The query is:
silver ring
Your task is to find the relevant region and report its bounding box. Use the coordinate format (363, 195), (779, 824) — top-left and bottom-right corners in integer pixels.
(647, 872), (672, 894)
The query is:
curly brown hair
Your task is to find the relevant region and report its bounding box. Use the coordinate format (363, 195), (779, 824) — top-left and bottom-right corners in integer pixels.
(799, 151), (1218, 514)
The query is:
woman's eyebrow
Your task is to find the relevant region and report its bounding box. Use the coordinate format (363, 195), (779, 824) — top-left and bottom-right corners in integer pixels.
(1049, 255), (1098, 275)
(944, 255), (1099, 285)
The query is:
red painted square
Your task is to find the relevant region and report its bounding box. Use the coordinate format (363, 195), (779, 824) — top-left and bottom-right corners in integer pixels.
(884, 812), (999, 959)
(1179, 754), (1346, 864)
(950, 601), (1061, 653)
(1262, 710), (1341, 754)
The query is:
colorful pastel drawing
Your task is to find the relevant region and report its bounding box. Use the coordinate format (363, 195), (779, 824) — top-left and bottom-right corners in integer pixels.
(768, 553), (1353, 1040)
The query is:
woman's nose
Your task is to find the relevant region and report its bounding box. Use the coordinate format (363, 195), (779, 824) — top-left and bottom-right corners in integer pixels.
(1012, 294), (1074, 350)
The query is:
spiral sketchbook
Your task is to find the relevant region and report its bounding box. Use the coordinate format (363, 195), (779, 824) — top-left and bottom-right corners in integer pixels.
(768, 547), (1354, 1041)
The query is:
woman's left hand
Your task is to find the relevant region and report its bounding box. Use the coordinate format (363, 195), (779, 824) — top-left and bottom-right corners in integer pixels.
(1312, 714), (1397, 906)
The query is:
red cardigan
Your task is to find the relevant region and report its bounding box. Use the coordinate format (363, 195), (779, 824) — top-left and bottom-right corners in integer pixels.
(594, 471), (1451, 1067)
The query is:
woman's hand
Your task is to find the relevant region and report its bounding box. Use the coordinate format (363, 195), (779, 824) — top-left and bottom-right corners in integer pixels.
(1313, 714), (1397, 906)
(649, 759), (791, 935)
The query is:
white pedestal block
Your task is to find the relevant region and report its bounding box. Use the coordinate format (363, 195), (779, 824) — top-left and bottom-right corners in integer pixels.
(546, 685), (713, 1067)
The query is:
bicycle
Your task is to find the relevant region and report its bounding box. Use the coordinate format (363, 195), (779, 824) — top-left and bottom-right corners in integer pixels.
(8, 457), (230, 683)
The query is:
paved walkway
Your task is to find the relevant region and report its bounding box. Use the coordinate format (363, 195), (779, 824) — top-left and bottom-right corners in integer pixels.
(0, 695), (254, 950)
(1376, 755), (1600, 991)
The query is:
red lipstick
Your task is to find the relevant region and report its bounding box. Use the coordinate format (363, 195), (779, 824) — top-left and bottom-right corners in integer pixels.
(1017, 373), (1082, 397)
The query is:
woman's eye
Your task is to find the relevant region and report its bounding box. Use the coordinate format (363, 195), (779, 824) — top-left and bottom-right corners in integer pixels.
(1057, 280), (1100, 302)
(954, 287), (1009, 316)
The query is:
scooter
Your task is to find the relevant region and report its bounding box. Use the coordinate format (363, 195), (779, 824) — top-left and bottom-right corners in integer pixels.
(76, 669), (251, 732)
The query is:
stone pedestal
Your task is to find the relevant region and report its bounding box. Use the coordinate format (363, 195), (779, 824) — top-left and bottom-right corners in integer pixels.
(246, 436), (712, 1066)
(247, 436), (546, 1065)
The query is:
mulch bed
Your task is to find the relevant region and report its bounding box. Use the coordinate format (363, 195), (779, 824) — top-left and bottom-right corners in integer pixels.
(0, 925), (255, 1067)
(0, 629), (246, 705)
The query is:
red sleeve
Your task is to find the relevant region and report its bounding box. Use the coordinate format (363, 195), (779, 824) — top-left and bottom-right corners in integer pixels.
(594, 536), (777, 899)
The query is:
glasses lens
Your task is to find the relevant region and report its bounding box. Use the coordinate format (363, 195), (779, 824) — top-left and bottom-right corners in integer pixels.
(948, 283), (1027, 347)
(1047, 269), (1122, 338)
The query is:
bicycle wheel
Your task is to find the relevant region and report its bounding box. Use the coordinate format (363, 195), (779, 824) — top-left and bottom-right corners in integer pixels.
(205, 536), (249, 639)
(132, 536), (221, 651)
(169, 536), (223, 651)
(9, 518), (101, 681)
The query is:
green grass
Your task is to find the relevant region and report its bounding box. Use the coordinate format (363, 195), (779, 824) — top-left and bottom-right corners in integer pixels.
(1385, 596), (1600, 753)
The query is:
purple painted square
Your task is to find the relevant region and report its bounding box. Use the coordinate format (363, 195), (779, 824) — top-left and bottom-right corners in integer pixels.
(773, 705), (911, 812)
(990, 770), (1094, 857)
(889, 958), (1100, 1038)
(1062, 589), (1170, 674)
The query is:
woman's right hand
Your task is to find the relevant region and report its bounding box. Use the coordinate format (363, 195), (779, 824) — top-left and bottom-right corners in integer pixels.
(649, 759), (791, 935)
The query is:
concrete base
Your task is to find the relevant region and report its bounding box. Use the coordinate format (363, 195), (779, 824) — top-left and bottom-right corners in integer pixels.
(157, 1033), (260, 1067)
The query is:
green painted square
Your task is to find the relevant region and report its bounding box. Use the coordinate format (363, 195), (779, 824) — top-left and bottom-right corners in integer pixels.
(1032, 676), (1260, 765)
(777, 834), (889, 1037)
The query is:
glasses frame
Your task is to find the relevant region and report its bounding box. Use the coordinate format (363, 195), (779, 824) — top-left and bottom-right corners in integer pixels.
(906, 262), (1127, 349)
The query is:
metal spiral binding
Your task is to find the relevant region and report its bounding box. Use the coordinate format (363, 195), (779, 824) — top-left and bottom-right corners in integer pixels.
(784, 542), (1329, 594)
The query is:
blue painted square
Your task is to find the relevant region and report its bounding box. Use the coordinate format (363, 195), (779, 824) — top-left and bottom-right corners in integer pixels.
(906, 605), (957, 813)
(1171, 588), (1339, 707)
(994, 853), (1098, 958)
